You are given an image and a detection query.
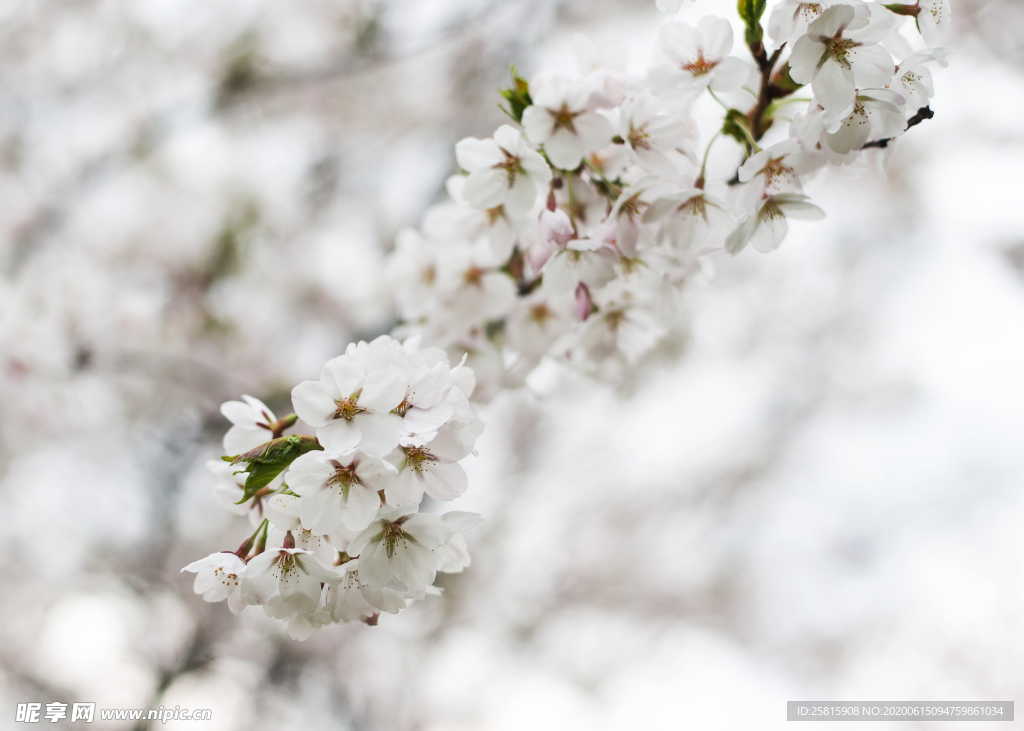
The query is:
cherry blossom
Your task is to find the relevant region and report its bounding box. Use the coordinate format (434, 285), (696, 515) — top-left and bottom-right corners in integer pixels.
(522, 75), (614, 170)
(181, 552), (247, 614)
(789, 4), (895, 125)
(455, 125), (552, 216)
(183, 0), (949, 638)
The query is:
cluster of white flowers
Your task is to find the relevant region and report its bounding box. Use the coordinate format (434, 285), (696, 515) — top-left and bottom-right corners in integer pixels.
(184, 335), (483, 638)
(185, 0), (949, 636)
(387, 0), (949, 391)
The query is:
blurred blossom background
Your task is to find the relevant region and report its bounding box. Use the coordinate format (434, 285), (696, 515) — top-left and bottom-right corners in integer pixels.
(2, 0), (1023, 729)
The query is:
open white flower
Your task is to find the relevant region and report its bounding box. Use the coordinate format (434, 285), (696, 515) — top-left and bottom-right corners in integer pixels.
(916, 0), (951, 48)
(737, 140), (821, 199)
(789, 4), (895, 126)
(380, 440), (470, 508)
(541, 236), (617, 294)
(889, 51), (940, 111)
(645, 185), (734, 249)
(768, 1), (836, 44)
(348, 511), (450, 593)
(291, 338), (406, 457)
(656, 16), (749, 95)
(432, 176), (522, 262)
(241, 546), (341, 619)
(726, 193), (825, 254)
(220, 395), (276, 455)
(287, 450), (392, 535)
(823, 88), (906, 153)
(616, 94), (697, 174)
(522, 75), (613, 170)
(326, 562), (408, 623)
(455, 125), (552, 216)
(181, 552), (246, 614)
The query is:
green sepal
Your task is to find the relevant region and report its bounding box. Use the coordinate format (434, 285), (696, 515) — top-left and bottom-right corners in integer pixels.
(226, 434), (322, 503)
(499, 67), (533, 123)
(721, 108), (755, 156)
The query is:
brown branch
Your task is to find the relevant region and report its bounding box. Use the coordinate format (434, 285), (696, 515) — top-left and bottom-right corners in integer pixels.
(861, 106), (935, 149)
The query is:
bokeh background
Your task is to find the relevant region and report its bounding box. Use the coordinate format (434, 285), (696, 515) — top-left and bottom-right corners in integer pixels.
(2, 0), (1023, 729)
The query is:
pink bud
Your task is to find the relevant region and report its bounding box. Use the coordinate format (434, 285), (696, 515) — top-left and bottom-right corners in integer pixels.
(575, 282), (595, 321)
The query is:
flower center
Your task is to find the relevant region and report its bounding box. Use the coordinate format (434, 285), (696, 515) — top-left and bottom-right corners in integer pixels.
(463, 266), (485, 287)
(333, 391), (366, 421)
(529, 302), (554, 325)
(402, 445), (438, 474)
(605, 309), (626, 331)
(761, 200), (784, 221)
(822, 36), (859, 69)
(679, 194), (709, 222)
(377, 520), (416, 559)
(326, 459), (361, 498)
(485, 205), (505, 225)
(628, 122), (652, 151)
(493, 148), (524, 187)
(549, 103), (582, 133)
(683, 52), (718, 76)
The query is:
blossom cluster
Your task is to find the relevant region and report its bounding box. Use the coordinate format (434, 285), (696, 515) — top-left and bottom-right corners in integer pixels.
(184, 335), (482, 638)
(184, 0), (949, 637)
(387, 0), (949, 391)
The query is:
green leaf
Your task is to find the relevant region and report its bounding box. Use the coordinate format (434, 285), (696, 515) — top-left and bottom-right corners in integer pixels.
(499, 67), (532, 123)
(227, 435), (322, 503)
(737, 0), (768, 47)
(721, 108), (755, 156)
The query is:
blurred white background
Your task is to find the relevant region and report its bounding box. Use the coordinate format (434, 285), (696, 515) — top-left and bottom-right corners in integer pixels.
(2, 0), (1023, 729)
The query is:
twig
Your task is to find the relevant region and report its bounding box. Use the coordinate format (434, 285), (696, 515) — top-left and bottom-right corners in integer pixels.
(861, 106), (935, 149)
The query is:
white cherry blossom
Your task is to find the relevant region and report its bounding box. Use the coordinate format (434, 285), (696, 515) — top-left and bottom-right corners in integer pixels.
(726, 193), (826, 254)
(220, 395), (277, 455)
(522, 75), (614, 171)
(348, 511), (451, 593)
(290, 339), (406, 456)
(656, 16), (749, 95)
(241, 546), (341, 619)
(287, 450), (391, 534)
(789, 4), (896, 126)
(181, 552), (246, 614)
(455, 125), (552, 216)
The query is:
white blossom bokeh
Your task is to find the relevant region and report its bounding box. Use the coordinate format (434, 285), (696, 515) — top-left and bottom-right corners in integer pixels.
(2, 0), (1023, 729)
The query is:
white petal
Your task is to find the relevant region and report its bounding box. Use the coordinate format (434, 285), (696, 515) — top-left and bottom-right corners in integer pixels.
(355, 412), (402, 457)
(699, 16), (733, 60)
(220, 400), (257, 427)
(291, 380), (335, 427)
(812, 59), (855, 119)
(521, 105), (554, 145)
(709, 56), (749, 92)
(544, 128), (585, 170)
(751, 210), (789, 252)
(422, 461), (468, 501)
(848, 43), (894, 89)
(455, 137), (501, 171)
(341, 484), (382, 532)
(788, 36), (824, 85)
(463, 169), (508, 210)
(383, 469), (425, 508)
(284, 451), (332, 496)
(360, 372), (406, 412)
(809, 5), (854, 38)
(390, 542), (437, 591)
(223, 425), (269, 456)
(573, 112), (613, 152)
(317, 419), (361, 454)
